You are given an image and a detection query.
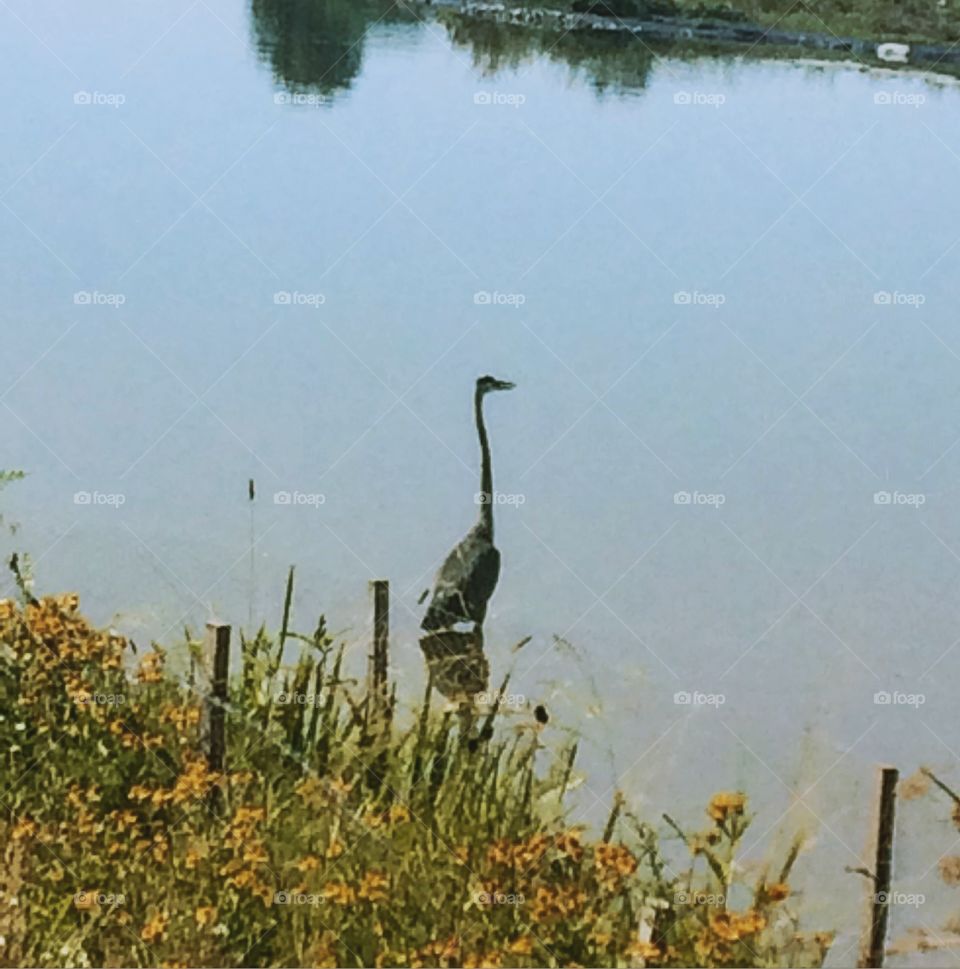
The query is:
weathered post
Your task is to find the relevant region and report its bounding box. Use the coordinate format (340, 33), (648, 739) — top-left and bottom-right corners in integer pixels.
(858, 765), (899, 968)
(205, 621), (231, 809)
(368, 580), (389, 714)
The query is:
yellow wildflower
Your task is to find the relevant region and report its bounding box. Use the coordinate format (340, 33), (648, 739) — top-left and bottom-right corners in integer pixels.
(137, 650), (166, 684)
(195, 905), (217, 928)
(296, 854), (321, 872)
(359, 870), (390, 903)
(73, 890), (100, 912)
(389, 803), (411, 824)
(766, 882), (790, 902)
(141, 910), (169, 944)
(707, 791), (746, 824)
(322, 880), (356, 905)
(11, 817), (37, 841)
(555, 829), (584, 861)
(507, 936), (535, 956)
(625, 940), (662, 961)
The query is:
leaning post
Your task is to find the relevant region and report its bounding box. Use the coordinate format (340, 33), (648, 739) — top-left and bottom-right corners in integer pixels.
(858, 765), (899, 968)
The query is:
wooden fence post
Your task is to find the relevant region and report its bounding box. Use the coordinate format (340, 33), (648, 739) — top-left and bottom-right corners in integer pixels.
(859, 765), (899, 968)
(368, 580), (389, 714)
(205, 621), (231, 809)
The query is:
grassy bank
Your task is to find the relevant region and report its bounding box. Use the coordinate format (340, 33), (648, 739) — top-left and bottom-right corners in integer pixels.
(483, 0), (960, 47)
(0, 579), (832, 967)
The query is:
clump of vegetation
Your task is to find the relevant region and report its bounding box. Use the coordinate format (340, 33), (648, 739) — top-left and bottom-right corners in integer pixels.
(570, 0), (679, 19)
(487, 0), (960, 44)
(0, 580), (830, 967)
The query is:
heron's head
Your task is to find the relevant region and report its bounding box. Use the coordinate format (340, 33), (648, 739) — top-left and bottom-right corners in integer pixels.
(477, 375), (516, 395)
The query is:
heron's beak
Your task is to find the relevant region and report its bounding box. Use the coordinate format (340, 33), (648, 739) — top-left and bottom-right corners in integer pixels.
(493, 380), (516, 391)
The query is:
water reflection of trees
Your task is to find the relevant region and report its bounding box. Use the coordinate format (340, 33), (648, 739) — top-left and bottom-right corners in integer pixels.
(251, 0), (416, 94)
(440, 15), (656, 94)
(251, 0), (660, 97)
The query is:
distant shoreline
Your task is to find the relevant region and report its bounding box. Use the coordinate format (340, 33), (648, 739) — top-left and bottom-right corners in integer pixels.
(423, 0), (960, 76)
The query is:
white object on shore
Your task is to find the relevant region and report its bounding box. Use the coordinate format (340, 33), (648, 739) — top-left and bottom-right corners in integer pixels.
(877, 42), (910, 64)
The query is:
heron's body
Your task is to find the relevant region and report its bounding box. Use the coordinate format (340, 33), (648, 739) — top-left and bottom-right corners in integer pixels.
(421, 375), (514, 635)
(421, 522), (500, 631)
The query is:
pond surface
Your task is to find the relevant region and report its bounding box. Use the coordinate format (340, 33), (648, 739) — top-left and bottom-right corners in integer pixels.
(3, 1), (960, 960)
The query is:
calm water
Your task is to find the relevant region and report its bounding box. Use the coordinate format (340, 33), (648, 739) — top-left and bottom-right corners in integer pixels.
(4, 1), (960, 961)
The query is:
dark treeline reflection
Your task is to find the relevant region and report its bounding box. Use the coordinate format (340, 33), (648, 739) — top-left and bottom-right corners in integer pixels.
(251, 0), (417, 94)
(440, 14), (657, 94)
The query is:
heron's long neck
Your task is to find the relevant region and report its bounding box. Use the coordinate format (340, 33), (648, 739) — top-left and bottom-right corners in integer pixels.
(476, 389), (493, 536)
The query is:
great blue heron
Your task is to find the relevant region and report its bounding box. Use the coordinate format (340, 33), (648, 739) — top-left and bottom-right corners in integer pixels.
(421, 375), (515, 634)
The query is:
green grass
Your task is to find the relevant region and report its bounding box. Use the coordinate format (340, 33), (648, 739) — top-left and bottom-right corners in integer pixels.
(499, 0), (960, 46)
